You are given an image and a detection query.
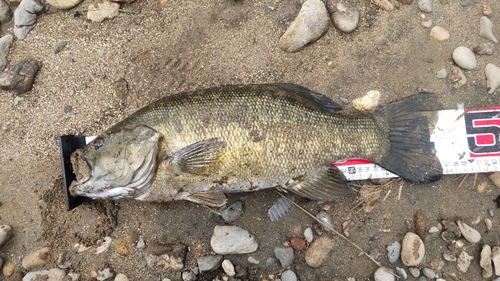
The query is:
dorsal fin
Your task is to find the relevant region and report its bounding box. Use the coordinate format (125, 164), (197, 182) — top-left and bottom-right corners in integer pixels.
(270, 83), (343, 113)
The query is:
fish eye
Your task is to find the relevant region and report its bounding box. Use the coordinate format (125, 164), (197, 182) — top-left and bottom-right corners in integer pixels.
(94, 139), (104, 150)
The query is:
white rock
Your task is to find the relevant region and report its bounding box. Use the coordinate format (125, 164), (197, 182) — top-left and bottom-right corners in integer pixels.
(304, 227), (313, 243)
(23, 268), (66, 281)
(247, 256), (259, 264)
(210, 225), (258, 254)
(316, 211), (334, 232)
(492, 246), (500, 275)
(279, 0), (329, 53)
(281, 269), (298, 281)
(222, 259), (235, 277)
(486, 63), (500, 94)
(327, 1), (359, 33)
(436, 69), (447, 79)
(352, 90), (380, 112)
(46, 0), (82, 9)
(136, 236), (145, 249)
(87, 0), (120, 23)
(430, 26), (450, 41)
(479, 16), (498, 43)
(485, 218), (493, 231)
(97, 268), (114, 281)
(452, 47), (477, 70)
(457, 220), (481, 243)
(457, 251), (473, 273)
(114, 273), (128, 281)
(95, 236), (112, 254)
(0, 225), (11, 247)
(419, 14), (432, 28)
(401, 232), (425, 266)
(373, 267), (395, 281)
(480, 245), (493, 278)
(418, 0), (432, 13)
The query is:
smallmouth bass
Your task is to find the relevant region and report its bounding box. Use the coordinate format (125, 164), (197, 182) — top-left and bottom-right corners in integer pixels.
(69, 84), (442, 207)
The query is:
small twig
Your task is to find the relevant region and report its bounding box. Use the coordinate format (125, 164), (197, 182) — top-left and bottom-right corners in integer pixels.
(73, 8), (139, 14)
(398, 181), (403, 200)
(457, 174), (469, 189)
(275, 191), (398, 278)
(473, 173), (477, 188)
(382, 190), (391, 201)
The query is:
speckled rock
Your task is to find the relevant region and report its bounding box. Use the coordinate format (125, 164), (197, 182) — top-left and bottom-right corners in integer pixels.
(14, 0), (45, 40)
(401, 232), (425, 266)
(457, 251), (473, 273)
(305, 235), (335, 267)
(210, 225), (258, 254)
(279, 0), (329, 53)
(22, 247), (51, 270)
(220, 201), (243, 222)
(0, 59), (40, 94)
(326, 0), (359, 33)
(46, 0), (82, 9)
(475, 42), (495, 55)
(274, 246), (294, 268)
(97, 268), (114, 281)
(387, 241), (401, 263)
(452, 46), (476, 70)
(87, 0), (120, 23)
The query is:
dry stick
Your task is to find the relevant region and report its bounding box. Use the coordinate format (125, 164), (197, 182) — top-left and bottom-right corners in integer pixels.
(473, 173), (477, 188)
(457, 174), (469, 189)
(275, 191), (399, 278)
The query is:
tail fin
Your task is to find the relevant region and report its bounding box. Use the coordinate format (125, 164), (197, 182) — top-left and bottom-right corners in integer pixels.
(374, 92), (443, 183)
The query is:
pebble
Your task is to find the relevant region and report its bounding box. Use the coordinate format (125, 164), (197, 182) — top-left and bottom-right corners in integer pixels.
(197, 255), (223, 272)
(222, 259), (235, 277)
(485, 63), (500, 94)
(278, 0), (329, 53)
(304, 235), (336, 267)
(145, 242), (186, 270)
(97, 268), (114, 281)
(456, 220), (481, 243)
(386, 241), (401, 263)
(22, 246), (51, 270)
(482, 4), (491, 16)
(485, 218), (493, 230)
(114, 273), (129, 281)
(409, 267), (420, 277)
(474, 42), (495, 55)
(116, 237), (130, 256)
(418, 0), (432, 13)
(460, 0), (478, 6)
(352, 90), (380, 112)
(428, 225), (441, 233)
(481, 245), (493, 278)
(396, 267), (407, 280)
(181, 271), (195, 281)
(96, 237), (112, 254)
(452, 46), (476, 70)
(457, 251), (473, 273)
(56, 252), (71, 269)
(66, 272), (80, 281)
(87, 0), (120, 23)
(492, 246), (500, 275)
(422, 268), (435, 278)
(373, 267), (395, 281)
(419, 14), (432, 28)
(0, 225), (11, 247)
(220, 201), (243, 222)
(401, 232), (425, 266)
(326, 0), (359, 33)
(247, 256), (259, 264)
(316, 211), (334, 232)
(0, 34), (12, 72)
(0, 59), (40, 94)
(14, 0), (45, 40)
(210, 225), (258, 254)
(0, 0), (11, 23)
(304, 227), (313, 243)
(23, 268), (65, 281)
(479, 16), (498, 43)
(46, 0), (82, 9)
(370, 0), (393, 11)
(274, 246), (294, 268)
(290, 237), (306, 251)
(136, 236), (145, 249)
(430, 26), (450, 41)
(2, 262), (15, 276)
(281, 269), (298, 281)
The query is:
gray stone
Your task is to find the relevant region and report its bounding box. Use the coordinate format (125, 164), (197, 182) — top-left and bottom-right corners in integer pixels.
(274, 246), (294, 268)
(220, 201), (243, 222)
(386, 241), (401, 263)
(436, 69), (447, 79)
(210, 225), (258, 254)
(417, 0), (432, 13)
(452, 46), (477, 70)
(460, 0), (478, 7)
(326, 0), (359, 33)
(408, 267), (420, 278)
(279, 0), (329, 53)
(0, 257), (3, 269)
(281, 269), (298, 281)
(0, 34), (13, 72)
(47, 0), (82, 9)
(0, 59), (40, 94)
(197, 255), (223, 272)
(14, 0), (45, 40)
(23, 268), (66, 281)
(97, 268), (114, 281)
(480, 16), (498, 43)
(0, 225), (11, 247)
(396, 267), (407, 281)
(0, 0), (12, 23)
(422, 268), (435, 278)
(486, 63), (500, 94)
(475, 42), (495, 55)
(316, 211), (334, 232)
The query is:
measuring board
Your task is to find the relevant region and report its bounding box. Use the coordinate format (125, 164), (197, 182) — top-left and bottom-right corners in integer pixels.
(59, 106), (500, 210)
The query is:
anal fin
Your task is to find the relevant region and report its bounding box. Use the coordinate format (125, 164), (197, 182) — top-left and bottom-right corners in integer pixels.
(285, 166), (350, 201)
(185, 190), (227, 207)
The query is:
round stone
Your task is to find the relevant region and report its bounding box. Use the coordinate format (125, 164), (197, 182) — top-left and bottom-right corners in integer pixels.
(430, 26), (450, 42)
(452, 47), (477, 70)
(401, 232), (425, 266)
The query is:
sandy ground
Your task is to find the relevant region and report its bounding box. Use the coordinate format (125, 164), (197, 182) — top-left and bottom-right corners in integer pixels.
(1, 0), (500, 280)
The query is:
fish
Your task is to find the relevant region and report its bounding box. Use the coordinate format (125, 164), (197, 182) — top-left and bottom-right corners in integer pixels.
(69, 83), (443, 207)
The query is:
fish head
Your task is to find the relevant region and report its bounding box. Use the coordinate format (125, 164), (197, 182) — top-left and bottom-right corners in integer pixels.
(69, 124), (162, 200)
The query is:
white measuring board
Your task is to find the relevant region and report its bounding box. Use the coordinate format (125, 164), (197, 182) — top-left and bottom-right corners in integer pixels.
(333, 106), (500, 180)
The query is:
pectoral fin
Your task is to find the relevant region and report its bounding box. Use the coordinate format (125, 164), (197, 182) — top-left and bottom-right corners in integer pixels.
(285, 166), (350, 201)
(185, 190), (227, 207)
(168, 138), (225, 175)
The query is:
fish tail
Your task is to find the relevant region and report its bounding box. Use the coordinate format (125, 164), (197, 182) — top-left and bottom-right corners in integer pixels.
(373, 92), (443, 183)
